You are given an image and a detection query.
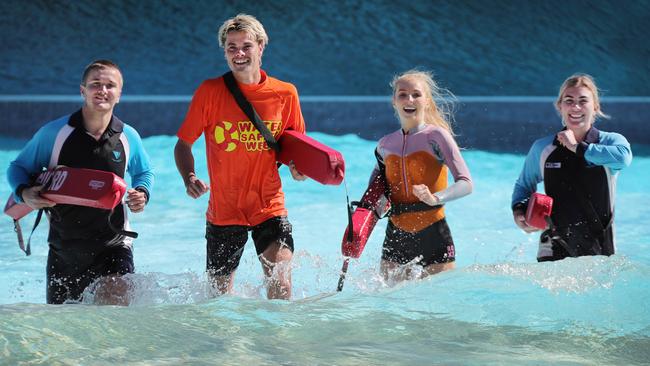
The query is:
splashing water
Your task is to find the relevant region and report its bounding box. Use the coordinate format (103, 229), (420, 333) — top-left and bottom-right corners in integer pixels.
(1, 133), (649, 365)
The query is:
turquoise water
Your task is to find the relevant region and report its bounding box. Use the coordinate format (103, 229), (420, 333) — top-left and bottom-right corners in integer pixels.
(1, 133), (649, 365)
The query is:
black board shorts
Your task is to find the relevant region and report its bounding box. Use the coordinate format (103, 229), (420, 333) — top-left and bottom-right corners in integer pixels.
(382, 217), (455, 266)
(46, 239), (134, 304)
(206, 216), (294, 276)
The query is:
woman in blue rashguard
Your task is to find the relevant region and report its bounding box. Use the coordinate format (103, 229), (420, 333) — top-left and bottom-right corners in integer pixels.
(511, 74), (632, 262)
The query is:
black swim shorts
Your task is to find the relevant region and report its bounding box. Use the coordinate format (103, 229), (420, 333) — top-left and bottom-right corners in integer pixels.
(206, 216), (294, 276)
(382, 217), (455, 266)
(46, 240), (134, 304)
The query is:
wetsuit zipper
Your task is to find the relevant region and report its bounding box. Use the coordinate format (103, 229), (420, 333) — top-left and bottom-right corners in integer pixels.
(402, 133), (409, 196)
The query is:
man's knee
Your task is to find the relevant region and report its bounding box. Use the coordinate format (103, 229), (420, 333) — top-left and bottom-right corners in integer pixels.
(261, 241), (293, 264)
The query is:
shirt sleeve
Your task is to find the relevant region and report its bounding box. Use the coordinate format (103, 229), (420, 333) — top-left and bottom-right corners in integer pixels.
(511, 137), (550, 210)
(429, 128), (472, 183)
(6, 122), (59, 202)
(428, 128), (473, 203)
(177, 81), (213, 145)
(123, 125), (154, 201)
(579, 131), (632, 171)
(285, 84), (306, 134)
(361, 147), (389, 216)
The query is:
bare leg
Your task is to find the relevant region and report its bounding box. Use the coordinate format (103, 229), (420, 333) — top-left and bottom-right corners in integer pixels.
(260, 241), (293, 300)
(91, 274), (131, 306)
(381, 259), (414, 284)
(381, 260), (455, 285)
(422, 261), (455, 277)
(207, 270), (236, 296)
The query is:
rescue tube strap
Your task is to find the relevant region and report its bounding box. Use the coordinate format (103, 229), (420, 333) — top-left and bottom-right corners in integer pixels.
(338, 179), (354, 292)
(336, 258), (350, 292)
(107, 209), (139, 239)
(14, 219), (25, 255)
(344, 179), (354, 243)
(223, 71), (280, 153)
(22, 173), (53, 256)
(23, 208), (44, 256)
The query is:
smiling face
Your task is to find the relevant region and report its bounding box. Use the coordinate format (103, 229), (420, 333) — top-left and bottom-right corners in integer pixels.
(392, 77), (430, 131)
(558, 86), (597, 132)
(224, 30), (264, 74)
(80, 66), (123, 112)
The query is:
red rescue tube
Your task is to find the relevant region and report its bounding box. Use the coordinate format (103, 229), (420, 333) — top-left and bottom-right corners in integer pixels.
(4, 167), (128, 220)
(4, 196), (32, 220)
(341, 173), (389, 258)
(278, 130), (345, 185)
(342, 208), (380, 258)
(526, 192), (553, 230)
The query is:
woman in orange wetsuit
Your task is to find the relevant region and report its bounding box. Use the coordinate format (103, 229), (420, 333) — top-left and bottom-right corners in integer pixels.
(370, 70), (473, 283)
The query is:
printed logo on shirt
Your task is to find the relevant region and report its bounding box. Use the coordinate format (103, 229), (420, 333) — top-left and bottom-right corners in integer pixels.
(111, 150), (123, 163)
(545, 162), (561, 169)
(214, 120), (282, 152)
(214, 121), (240, 152)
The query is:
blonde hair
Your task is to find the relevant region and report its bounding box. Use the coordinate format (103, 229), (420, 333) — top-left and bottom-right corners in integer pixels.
(390, 69), (456, 135)
(555, 73), (610, 120)
(217, 14), (269, 48)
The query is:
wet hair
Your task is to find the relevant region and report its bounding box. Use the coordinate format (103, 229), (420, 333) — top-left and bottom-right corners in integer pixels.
(81, 59), (122, 85)
(218, 13), (269, 48)
(390, 69), (456, 135)
(555, 73), (610, 121)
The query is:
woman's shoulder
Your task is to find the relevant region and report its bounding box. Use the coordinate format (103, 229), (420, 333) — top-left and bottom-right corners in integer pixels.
(379, 129), (402, 142)
(531, 134), (556, 148)
(420, 124), (457, 146)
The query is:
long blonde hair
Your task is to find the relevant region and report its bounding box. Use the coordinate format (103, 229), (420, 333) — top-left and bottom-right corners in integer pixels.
(390, 69), (456, 135)
(555, 73), (610, 121)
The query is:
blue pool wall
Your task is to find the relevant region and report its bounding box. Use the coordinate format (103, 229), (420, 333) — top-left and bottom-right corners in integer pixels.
(1, 98), (648, 153)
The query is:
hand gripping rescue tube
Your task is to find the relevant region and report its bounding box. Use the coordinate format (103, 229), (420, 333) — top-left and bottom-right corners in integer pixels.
(278, 130), (345, 185)
(4, 167), (129, 255)
(341, 173), (389, 259)
(526, 192), (554, 230)
(5, 167), (127, 219)
(336, 172), (389, 291)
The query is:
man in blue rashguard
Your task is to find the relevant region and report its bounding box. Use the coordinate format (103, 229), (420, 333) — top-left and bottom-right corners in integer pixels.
(6, 60), (154, 305)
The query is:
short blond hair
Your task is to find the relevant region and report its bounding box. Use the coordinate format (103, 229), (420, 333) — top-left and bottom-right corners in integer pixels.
(556, 73), (610, 120)
(217, 14), (269, 48)
(390, 69), (456, 135)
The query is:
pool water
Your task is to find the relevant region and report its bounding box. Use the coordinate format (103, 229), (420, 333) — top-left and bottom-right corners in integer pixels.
(1, 133), (649, 365)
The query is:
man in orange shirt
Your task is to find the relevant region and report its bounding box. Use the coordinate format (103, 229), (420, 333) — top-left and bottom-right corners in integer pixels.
(174, 14), (306, 300)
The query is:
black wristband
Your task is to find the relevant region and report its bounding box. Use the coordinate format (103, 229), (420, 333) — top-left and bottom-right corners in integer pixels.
(512, 202), (527, 213)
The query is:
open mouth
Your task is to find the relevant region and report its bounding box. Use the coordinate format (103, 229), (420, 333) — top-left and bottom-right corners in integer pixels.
(403, 106), (417, 115)
(233, 59), (250, 66)
(568, 113), (585, 123)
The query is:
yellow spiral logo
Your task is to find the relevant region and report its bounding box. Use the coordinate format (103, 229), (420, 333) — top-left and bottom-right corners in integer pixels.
(214, 121), (239, 152)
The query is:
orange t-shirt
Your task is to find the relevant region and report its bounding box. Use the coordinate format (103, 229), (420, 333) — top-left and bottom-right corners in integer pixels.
(177, 70), (306, 226)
